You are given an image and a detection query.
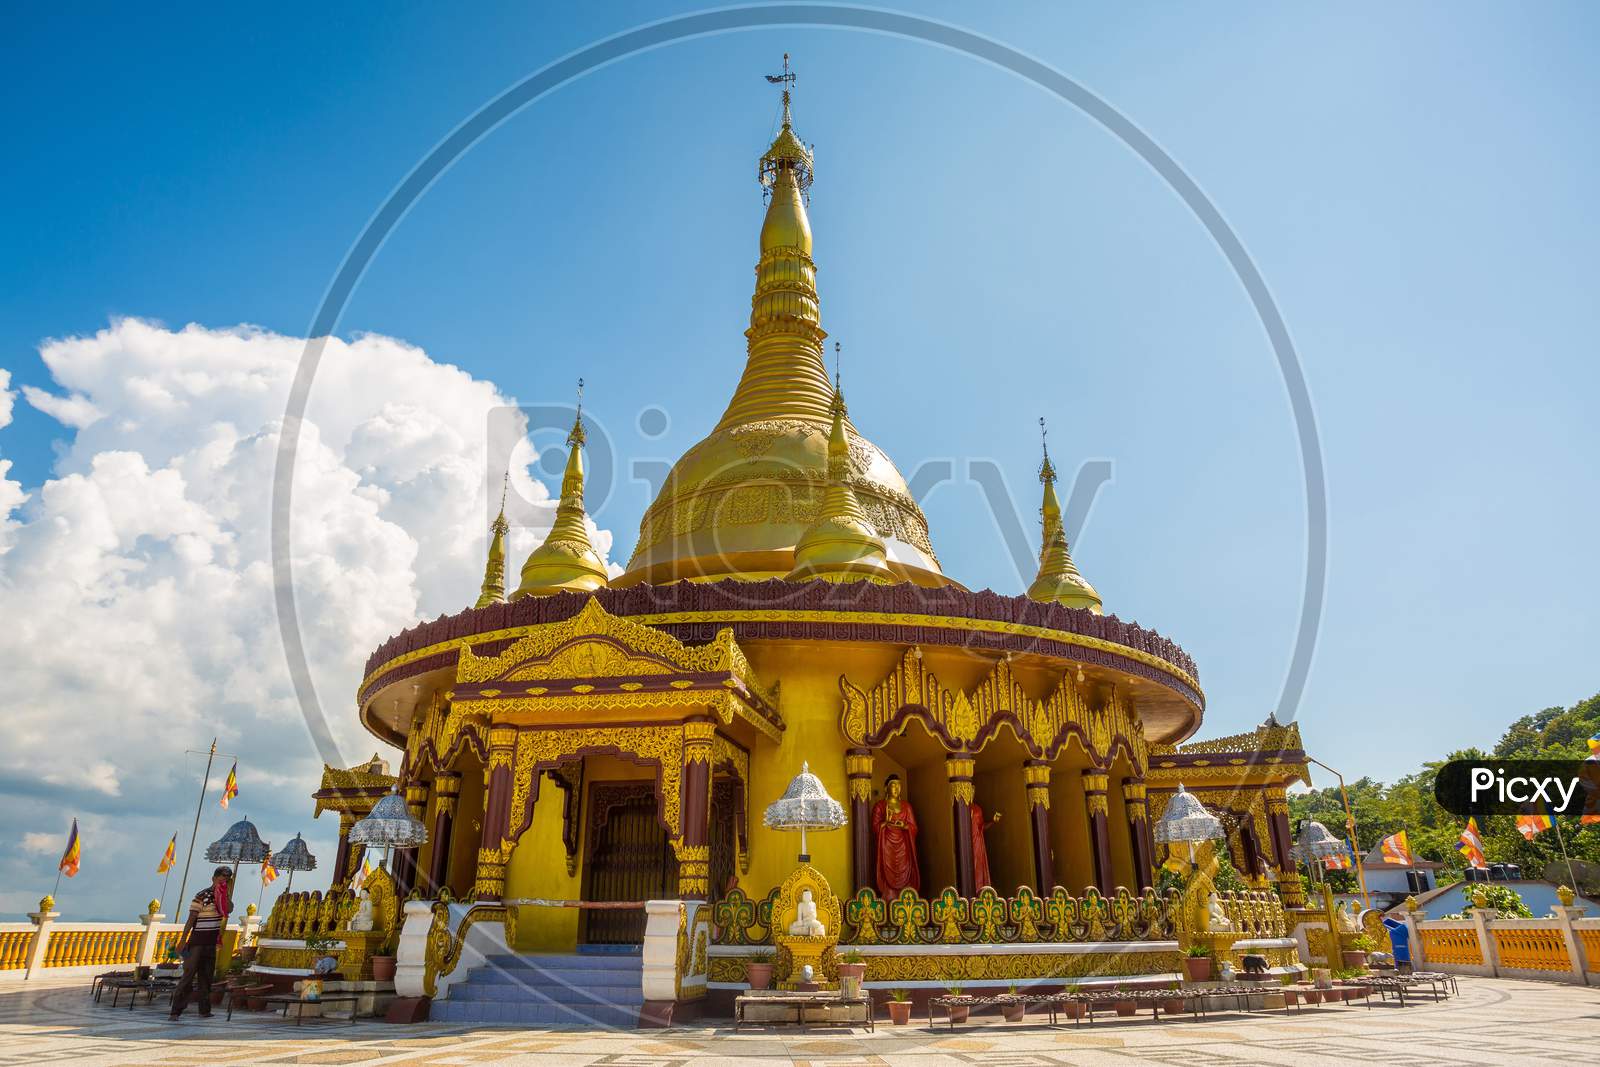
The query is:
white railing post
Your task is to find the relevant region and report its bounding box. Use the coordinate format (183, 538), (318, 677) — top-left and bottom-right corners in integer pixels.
(1400, 910), (1424, 968)
(394, 900), (434, 998)
(1469, 907), (1499, 977)
(641, 900), (682, 1006)
(136, 903), (166, 967)
(1550, 905), (1589, 986)
(24, 899), (59, 980)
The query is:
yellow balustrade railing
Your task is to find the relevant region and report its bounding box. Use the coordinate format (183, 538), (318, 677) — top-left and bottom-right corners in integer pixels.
(153, 928), (184, 964)
(1579, 929), (1600, 974)
(1420, 926), (1482, 967)
(0, 929), (34, 970)
(41, 926), (143, 968)
(1493, 926), (1569, 972)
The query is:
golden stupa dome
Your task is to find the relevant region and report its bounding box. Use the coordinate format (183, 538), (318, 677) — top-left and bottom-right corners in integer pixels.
(616, 93), (945, 588)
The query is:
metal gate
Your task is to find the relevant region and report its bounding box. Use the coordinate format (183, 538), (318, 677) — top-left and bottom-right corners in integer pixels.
(581, 782), (675, 944)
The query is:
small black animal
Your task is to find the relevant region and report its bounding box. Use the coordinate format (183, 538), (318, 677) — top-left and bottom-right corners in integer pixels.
(1240, 954), (1270, 975)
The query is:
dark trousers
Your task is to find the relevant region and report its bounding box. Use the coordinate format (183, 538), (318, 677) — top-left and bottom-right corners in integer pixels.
(169, 942), (217, 1017)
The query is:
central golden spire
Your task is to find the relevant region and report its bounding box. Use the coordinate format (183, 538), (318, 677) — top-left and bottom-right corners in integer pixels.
(1026, 420), (1103, 613)
(512, 387), (610, 599)
(617, 61), (946, 588)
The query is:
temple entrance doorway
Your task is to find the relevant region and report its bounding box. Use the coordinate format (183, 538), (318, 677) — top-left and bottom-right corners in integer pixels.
(708, 777), (739, 903)
(580, 781), (676, 945)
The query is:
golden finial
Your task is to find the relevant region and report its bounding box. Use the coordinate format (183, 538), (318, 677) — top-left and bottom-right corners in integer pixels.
(1026, 420), (1102, 613)
(511, 380), (608, 599)
(785, 368), (895, 585)
(474, 469), (511, 608)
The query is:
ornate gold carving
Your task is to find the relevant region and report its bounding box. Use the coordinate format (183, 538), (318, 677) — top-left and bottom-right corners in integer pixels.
(363, 607), (1201, 705)
(675, 843), (712, 896)
(1024, 762), (1051, 810)
(840, 649), (1151, 773)
(497, 726), (686, 845)
(1086, 793), (1109, 817)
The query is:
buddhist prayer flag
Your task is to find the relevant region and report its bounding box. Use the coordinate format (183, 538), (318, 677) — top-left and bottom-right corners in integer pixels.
(1379, 830), (1412, 866)
(219, 762), (239, 808)
(58, 819), (81, 878)
(1588, 729), (1600, 756)
(157, 833), (177, 874)
(1323, 838), (1356, 870)
(1456, 818), (1487, 869)
(1517, 807), (1554, 840)
(261, 851), (278, 885)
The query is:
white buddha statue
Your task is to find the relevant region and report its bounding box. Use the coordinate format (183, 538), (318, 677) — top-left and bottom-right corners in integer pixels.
(348, 890), (375, 932)
(1206, 892), (1233, 932)
(788, 888), (826, 937)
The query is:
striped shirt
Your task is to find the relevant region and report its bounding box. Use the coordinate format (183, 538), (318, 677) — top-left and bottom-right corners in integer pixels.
(188, 886), (226, 945)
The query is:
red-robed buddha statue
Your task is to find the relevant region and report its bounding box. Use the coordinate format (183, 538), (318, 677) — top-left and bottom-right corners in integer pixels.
(872, 775), (920, 897)
(971, 803), (1001, 889)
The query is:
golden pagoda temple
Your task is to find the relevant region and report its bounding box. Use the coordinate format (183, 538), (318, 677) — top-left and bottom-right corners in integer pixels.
(299, 69), (1325, 1021)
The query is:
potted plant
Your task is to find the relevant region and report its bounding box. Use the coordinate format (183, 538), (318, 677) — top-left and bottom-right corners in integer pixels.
(212, 955), (246, 1006)
(1112, 983), (1138, 1017)
(1059, 982), (1086, 1020)
(837, 948), (866, 999)
(1342, 934), (1376, 970)
(1001, 981), (1026, 1022)
(1161, 980), (1184, 1015)
(1183, 945), (1213, 982)
(887, 988), (913, 1026)
(945, 984), (970, 1024)
(746, 958), (774, 990)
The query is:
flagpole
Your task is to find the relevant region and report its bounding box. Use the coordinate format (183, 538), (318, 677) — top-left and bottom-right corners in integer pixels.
(1552, 814), (1579, 891)
(159, 830), (176, 909)
(176, 738), (218, 913)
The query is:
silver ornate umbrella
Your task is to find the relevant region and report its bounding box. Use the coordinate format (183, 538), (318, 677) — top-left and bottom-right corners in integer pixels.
(1293, 819), (1345, 883)
(1152, 785), (1223, 867)
(273, 832), (317, 893)
(349, 790), (428, 870)
(763, 761), (846, 862)
(205, 817), (271, 878)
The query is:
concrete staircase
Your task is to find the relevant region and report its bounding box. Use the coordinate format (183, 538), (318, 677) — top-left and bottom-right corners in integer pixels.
(429, 951), (645, 1028)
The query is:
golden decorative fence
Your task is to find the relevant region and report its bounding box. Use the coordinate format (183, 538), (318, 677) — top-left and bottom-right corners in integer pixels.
(711, 884), (1238, 947)
(40, 927), (143, 968)
(1419, 926), (1482, 967)
(0, 929), (34, 970)
(1580, 928), (1600, 974)
(1492, 926), (1569, 972)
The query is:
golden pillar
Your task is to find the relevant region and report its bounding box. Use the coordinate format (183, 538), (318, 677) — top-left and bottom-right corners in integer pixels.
(846, 749), (875, 894)
(947, 755), (976, 898)
(675, 720), (715, 898)
(426, 773), (461, 896)
(476, 725), (517, 900)
(1024, 760), (1054, 891)
(1082, 769), (1113, 894)
(1122, 778), (1153, 891)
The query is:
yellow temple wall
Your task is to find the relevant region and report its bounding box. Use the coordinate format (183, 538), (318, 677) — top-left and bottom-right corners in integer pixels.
(741, 641), (867, 904)
(1106, 753), (1137, 890)
(506, 779), (582, 952)
(1047, 742), (1096, 894)
(973, 759), (1032, 892)
(449, 753), (485, 898)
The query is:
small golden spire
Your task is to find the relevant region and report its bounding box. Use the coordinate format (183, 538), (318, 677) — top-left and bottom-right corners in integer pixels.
(786, 376), (895, 585)
(511, 382), (609, 599)
(473, 472), (511, 608)
(1026, 418), (1102, 613)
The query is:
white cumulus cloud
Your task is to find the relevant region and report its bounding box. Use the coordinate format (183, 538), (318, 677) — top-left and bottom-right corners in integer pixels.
(0, 319), (615, 919)
(0, 368), (14, 428)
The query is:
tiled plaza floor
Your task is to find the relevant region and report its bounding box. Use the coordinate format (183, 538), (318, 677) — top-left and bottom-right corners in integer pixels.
(1, 976), (1597, 1066)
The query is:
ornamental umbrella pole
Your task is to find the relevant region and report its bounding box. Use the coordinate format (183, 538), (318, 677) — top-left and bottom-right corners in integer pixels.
(763, 761), (847, 864)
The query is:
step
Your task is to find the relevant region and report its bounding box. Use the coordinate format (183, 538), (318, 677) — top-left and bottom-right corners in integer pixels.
(449, 980), (643, 1006)
(430, 997), (642, 1028)
(483, 952), (641, 970)
(466, 963), (642, 986)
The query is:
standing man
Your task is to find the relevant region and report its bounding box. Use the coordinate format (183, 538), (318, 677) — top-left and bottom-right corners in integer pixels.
(169, 866), (234, 1020)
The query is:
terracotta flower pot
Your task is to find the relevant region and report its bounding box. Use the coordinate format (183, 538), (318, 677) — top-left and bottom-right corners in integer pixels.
(948, 1002), (970, 1024)
(1114, 1000), (1138, 1017)
(1162, 999), (1184, 1015)
(371, 955), (397, 983)
(1183, 957), (1212, 982)
(1062, 1001), (1086, 1019)
(1002, 1001), (1026, 1022)
(1341, 950), (1368, 970)
(746, 961), (773, 990)
(887, 1000), (912, 1025)
(1303, 989), (1322, 1004)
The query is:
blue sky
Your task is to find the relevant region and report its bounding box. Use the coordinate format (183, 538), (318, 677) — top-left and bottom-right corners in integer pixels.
(2, 3), (1597, 916)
